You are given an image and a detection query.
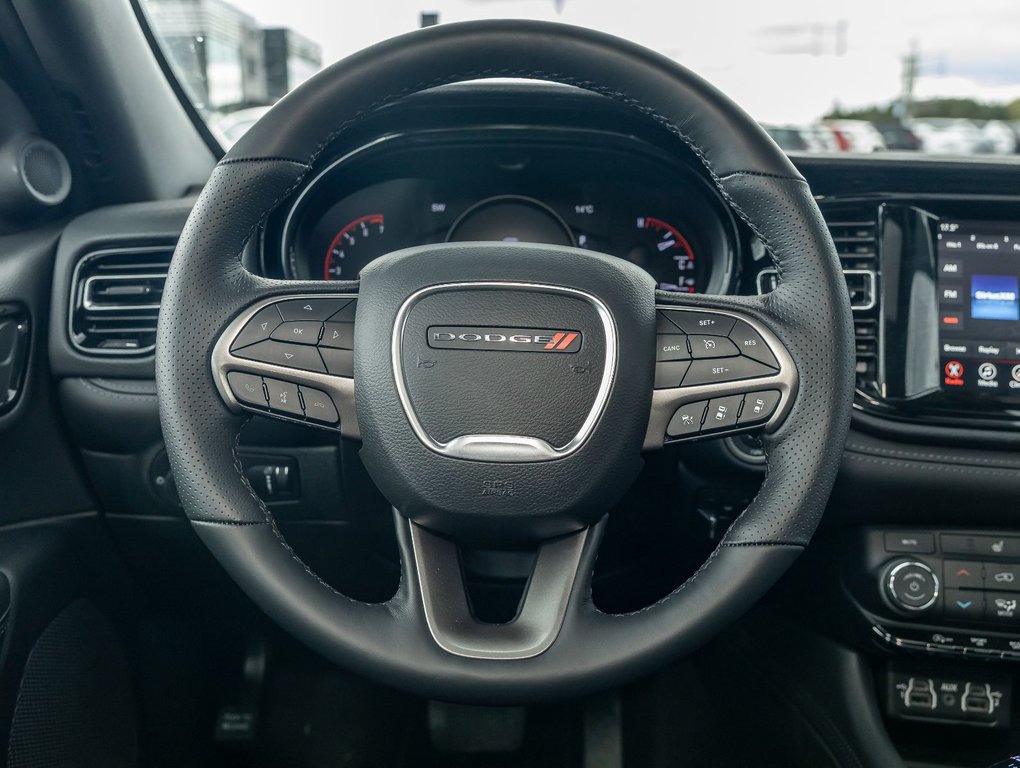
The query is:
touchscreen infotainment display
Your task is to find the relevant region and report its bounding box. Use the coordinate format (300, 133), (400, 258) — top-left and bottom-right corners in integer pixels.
(937, 220), (1020, 396)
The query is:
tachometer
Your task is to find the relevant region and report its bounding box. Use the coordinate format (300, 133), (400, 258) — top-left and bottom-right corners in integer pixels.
(628, 216), (697, 292)
(323, 213), (386, 280)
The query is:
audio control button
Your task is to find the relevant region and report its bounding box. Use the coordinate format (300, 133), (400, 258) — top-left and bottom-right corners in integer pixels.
(886, 561), (940, 613)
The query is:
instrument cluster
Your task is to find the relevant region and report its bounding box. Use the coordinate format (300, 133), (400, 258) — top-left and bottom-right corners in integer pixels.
(272, 132), (740, 296)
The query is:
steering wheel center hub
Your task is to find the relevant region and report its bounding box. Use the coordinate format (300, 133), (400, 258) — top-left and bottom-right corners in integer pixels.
(354, 242), (656, 540)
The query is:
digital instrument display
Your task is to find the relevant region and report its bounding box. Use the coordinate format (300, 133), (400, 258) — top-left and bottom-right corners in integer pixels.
(937, 219), (1020, 396)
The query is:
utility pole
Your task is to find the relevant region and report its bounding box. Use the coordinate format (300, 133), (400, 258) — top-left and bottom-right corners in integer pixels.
(897, 41), (919, 120)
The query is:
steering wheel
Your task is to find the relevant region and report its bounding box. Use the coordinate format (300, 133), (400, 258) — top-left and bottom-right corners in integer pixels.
(156, 20), (854, 702)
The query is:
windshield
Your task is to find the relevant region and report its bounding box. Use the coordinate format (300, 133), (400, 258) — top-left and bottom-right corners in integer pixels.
(141, 0), (1020, 156)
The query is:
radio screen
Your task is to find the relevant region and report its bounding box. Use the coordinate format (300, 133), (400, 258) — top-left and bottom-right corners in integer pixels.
(937, 220), (1020, 395)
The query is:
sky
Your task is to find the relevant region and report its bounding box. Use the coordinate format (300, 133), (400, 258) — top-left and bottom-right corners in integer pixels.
(223, 0), (1020, 123)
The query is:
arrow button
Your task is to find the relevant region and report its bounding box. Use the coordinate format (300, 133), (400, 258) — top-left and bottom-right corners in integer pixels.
(945, 560), (982, 589)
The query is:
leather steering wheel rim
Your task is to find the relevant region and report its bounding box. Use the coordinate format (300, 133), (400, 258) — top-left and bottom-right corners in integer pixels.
(155, 19), (855, 702)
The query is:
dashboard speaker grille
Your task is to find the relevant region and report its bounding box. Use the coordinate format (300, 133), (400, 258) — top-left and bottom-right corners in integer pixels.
(69, 245), (173, 356)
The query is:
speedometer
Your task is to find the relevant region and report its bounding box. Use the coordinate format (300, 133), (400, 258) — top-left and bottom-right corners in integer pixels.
(323, 213), (386, 280)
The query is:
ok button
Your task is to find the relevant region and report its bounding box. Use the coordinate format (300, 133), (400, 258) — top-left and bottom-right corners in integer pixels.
(271, 321), (323, 346)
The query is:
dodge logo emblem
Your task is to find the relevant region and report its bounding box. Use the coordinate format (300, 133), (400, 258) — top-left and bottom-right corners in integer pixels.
(428, 326), (582, 353)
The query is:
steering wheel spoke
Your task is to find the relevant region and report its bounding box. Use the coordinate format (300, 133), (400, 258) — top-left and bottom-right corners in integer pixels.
(405, 516), (598, 660)
(211, 291), (359, 438)
(646, 294), (798, 450)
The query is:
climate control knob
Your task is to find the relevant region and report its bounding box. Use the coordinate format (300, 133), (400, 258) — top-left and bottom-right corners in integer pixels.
(885, 560), (940, 613)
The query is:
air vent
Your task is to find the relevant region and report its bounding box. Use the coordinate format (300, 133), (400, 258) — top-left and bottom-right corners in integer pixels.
(69, 245), (173, 356)
(756, 202), (881, 395)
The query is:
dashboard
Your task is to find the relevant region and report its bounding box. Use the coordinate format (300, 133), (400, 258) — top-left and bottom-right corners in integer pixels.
(266, 131), (741, 296)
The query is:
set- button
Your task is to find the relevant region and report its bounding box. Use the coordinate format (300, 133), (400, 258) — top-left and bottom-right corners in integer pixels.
(654, 310), (780, 390)
(230, 298), (355, 378)
(665, 389), (781, 439)
(225, 371), (339, 426)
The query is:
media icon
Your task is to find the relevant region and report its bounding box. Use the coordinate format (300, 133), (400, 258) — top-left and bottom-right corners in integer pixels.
(978, 362), (997, 381)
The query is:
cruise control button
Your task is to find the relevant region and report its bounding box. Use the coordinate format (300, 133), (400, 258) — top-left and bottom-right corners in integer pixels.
(276, 298), (351, 322)
(737, 390), (781, 424)
(682, 357), (777, 387)
(264, 378), (303, 417)
(319, 347), (354, 378)
(945, 560), (983, 589)
(986, 564), (1020, 592)
(665, 311), (736, 336)
(703, 395), (743, 431)
(654, 360), (691, 389)
(270, 321), (322, 346)
(688, 335), (739, 359)
(230, 304), (284, 351)
(666, 401), (707, 437)
(234, 340), (326, 373)
(320, 322), (355, 350)
(656, 335), (690, 362)
(299, 386), (339, 425)
(728, 321), (779, 368)
(944, 589), (985, 621)
(226, 371), (267, 408)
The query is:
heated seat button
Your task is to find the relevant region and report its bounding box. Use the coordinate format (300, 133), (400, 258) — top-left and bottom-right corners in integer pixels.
(945, 560), (983, 589)
(666, 311), (736, 336)
(944, 589), (985, 621)
(666, 401), (707, 437)
(319, 347), (354, 378)
(986, 564), (1020, 592)
(226, 371), (267, 408)
(234, 340), (326, 373)
(656, 335), (690, 361)
(702, 395), (744, 431)
(264, 378), (303, 417)
(941, 534), (1020, 559)
(682, 357), (777, 386)
(688, 335), (739, 359)
(728, 320), (780, 368)
(320, 322), (355, 350)
(299, 386), (339, 425)
(276, 298), (351, 322)
(270, 321), (322, 346)
(737, 390), (781, 424)
(231, 305), (284, 351)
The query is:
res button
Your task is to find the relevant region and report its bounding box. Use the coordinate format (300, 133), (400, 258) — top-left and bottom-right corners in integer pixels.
(728, 320), (779, 368)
